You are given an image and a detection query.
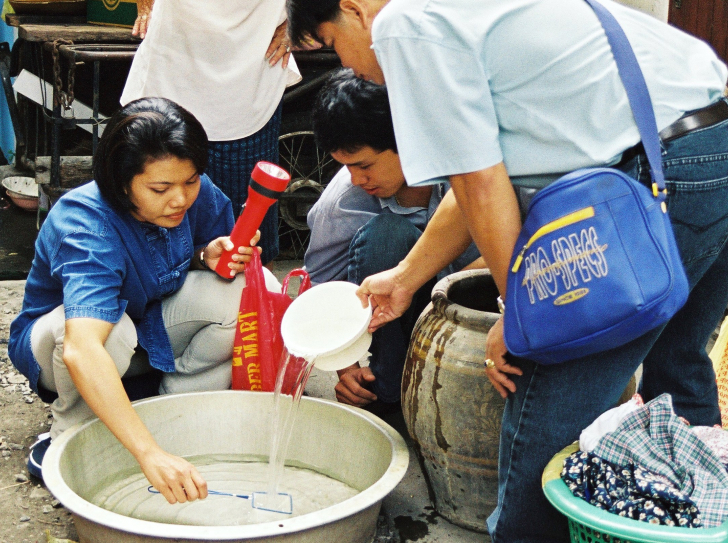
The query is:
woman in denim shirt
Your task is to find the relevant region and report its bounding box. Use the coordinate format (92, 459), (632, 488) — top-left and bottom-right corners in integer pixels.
(8, 97), (279, 504)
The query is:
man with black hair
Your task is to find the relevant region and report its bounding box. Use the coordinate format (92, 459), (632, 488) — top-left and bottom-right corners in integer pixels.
(287, 0), (728, 541)
(305, 69), (480, 414)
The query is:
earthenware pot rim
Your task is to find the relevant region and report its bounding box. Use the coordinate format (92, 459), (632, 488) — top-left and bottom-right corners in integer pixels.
(431, 269), (500, 329)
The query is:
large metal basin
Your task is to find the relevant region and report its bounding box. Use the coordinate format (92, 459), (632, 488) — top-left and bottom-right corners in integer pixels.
(43, 391), (409, 543)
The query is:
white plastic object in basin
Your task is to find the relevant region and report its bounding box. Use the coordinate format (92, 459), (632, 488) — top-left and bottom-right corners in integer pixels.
(281, 281), (372, 371)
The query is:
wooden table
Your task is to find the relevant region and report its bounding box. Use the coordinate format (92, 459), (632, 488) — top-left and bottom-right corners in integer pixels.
(16, 23), (140, 43)
(5, 14), (140, 43)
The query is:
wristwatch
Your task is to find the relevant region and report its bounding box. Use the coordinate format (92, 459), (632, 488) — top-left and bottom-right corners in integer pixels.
(497, 296), (505, 315)
(199, 248), (210, 270)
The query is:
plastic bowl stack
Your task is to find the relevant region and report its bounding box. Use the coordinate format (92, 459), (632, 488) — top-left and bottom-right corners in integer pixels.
(281, 281), (373, 371)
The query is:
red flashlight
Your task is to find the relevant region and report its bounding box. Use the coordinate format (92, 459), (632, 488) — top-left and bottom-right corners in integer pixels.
(214, 161), (290, 278)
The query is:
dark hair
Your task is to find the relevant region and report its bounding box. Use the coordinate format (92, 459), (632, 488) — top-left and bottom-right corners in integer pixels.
(93, 97), (208, 212)
(287, 0), (341, 47)
(312, 69), (397, 155)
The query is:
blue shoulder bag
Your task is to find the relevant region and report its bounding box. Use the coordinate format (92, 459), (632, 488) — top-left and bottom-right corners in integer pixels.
(502, 0), (689, 365)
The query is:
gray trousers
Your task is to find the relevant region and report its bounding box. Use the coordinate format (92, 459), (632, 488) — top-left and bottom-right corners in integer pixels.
(31, 269), (282, 438)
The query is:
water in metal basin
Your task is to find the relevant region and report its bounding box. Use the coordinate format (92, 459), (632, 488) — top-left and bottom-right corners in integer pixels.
(89, 454), (358, 526)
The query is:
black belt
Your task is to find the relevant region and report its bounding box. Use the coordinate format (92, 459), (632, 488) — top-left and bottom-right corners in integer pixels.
(618, 98), (728, 165)
(660, 98), (728, 142)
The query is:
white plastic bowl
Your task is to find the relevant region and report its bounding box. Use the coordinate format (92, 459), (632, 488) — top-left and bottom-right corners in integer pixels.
(281, 281), (372, 371)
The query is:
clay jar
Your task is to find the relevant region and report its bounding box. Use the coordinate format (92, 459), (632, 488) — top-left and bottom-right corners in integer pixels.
(402, 269), (504, 532)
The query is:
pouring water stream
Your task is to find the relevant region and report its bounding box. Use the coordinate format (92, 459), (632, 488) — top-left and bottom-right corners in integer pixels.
(263, 348), (316, 510)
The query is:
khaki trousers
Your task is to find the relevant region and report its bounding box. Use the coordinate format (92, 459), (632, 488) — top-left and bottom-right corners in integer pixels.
(32, 269), (281, 438)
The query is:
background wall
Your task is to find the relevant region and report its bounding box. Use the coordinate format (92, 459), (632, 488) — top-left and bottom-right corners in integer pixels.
(618, 0), (669, 22)
(618, 0), (726, 64)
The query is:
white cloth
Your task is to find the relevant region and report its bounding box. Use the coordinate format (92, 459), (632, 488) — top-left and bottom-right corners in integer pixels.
(579, 396), (642, 452)
(371, 0), (728, 186)
(121, 0), (301, 141)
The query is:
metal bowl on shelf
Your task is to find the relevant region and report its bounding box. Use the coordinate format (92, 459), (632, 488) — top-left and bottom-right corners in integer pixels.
(2, 176), (39, 212)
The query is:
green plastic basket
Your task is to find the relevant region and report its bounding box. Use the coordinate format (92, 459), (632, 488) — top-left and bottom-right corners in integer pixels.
(542, 443), (728, 543)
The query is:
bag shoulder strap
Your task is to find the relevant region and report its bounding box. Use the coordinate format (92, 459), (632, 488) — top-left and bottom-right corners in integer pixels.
(584, 0), (666, 199)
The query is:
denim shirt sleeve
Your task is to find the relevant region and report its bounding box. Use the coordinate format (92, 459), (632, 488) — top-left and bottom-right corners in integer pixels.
(53, 226), (128, 323)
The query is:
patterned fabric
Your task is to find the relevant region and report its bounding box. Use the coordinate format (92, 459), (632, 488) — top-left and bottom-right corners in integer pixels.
(711, 316), (728, 427)
(592, 394), (728, 528)
(562, 450), (702, 527)
(206, 102), (282, 264)
(692, 426), (728, 465)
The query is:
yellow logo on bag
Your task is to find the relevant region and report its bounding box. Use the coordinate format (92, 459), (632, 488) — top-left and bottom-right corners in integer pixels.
(522, 226), (608, 305)
(103, 0), (122, 10)
(554, 288), (589, 306)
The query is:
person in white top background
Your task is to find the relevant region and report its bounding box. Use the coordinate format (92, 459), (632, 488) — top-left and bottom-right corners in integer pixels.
(121, 0), (302, 265)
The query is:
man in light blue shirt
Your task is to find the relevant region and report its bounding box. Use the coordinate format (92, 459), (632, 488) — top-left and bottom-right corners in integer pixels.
(305, 70), (480, 414)
(288, 0), (728, 540)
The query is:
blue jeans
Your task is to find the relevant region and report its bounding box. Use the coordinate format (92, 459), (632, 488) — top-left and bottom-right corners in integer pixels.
(206, 103), (282, 265)
(488, 108), (728, 543)
(347, 214), (436, 403)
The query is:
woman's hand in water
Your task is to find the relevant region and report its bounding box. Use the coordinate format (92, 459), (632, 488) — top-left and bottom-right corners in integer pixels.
(139, 446), (208, 504)
(203, 232), (262, 276)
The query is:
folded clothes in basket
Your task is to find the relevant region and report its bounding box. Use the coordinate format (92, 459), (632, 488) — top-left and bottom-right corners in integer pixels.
(692, 425), (728, 466)
(562, 394), (728, 528)
(562, 450), (702, 527)
(579, 394), (643, 452)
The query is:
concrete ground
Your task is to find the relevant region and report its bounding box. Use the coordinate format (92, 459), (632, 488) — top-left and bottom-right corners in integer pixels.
(304, 367), (489, 543)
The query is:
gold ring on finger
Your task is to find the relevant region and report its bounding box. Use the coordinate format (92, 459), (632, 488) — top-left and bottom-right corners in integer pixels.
(485, 358), (496, 369)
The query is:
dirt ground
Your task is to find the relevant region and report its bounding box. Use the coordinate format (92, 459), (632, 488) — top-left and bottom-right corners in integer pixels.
(0, 280), (78, 543)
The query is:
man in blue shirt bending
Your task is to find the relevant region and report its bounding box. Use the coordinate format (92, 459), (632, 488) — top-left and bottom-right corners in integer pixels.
(305, 69), (481, 415)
